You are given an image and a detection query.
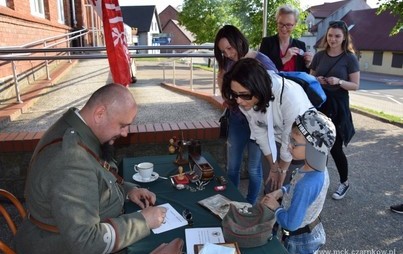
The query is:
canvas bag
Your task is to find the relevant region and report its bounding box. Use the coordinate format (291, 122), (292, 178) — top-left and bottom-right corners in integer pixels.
(222, 203), (275, 248)
(278, 71), (327, 109)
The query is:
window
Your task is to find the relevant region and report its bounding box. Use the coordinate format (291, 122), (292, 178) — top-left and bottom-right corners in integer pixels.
(30, 0), (45, 18)
(57, 0), (65, 24)
(391, 53), (403, 68)
(372, 51), (383, 66)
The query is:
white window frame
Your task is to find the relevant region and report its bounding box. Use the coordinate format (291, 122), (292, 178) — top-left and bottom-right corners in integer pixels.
(30, 0), (45, 18)
(57, 0), (65, 24)
(0, 0), (7, 6)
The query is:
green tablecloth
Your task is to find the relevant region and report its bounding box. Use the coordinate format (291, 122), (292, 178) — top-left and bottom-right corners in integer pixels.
(120, 153), (287, 254)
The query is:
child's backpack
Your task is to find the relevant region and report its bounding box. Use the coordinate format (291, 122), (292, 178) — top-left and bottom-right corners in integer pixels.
(278, 71), (327, 109)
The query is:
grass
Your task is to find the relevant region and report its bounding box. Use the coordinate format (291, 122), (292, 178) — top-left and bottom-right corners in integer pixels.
(351, 105), (403, 125)
(193, 64), (214, 72)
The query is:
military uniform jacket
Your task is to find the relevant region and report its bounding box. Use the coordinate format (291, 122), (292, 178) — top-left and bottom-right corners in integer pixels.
(15, 108), (149, 254)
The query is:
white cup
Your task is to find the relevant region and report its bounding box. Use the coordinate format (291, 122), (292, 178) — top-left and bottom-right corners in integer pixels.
(134, 162), (154, 180)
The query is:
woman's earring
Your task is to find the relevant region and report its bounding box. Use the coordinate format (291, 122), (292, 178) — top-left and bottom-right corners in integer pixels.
(253, 105), (259, 111)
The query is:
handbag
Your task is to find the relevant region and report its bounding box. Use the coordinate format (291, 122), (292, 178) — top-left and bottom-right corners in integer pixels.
(219, 108), (230, 139)
(150, 238), (184, 254)
(222, 203), (275, 248)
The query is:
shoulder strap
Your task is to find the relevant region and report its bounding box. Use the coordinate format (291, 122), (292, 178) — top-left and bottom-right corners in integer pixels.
(280, 77), (285, 105)
(77, 141), (124, 185)
(324, 53), (345, 77)
(30, 138), (123, 185)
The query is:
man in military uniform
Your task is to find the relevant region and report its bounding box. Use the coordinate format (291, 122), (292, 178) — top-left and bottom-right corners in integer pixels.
(15, 84), (167, 253)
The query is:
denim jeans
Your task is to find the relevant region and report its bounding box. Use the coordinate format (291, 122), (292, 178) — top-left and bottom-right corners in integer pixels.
(283, 222), (326, 254)
(226, 109), (262, 205)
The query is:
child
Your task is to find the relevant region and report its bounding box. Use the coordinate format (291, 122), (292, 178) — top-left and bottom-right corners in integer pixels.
(261, 109), (336, 254)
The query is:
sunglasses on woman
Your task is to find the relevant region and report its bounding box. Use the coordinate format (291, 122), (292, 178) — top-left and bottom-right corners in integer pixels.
(230, 91), (254, 100)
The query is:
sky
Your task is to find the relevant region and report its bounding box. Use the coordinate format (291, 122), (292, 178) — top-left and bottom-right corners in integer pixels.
(119, 0), (381, 13)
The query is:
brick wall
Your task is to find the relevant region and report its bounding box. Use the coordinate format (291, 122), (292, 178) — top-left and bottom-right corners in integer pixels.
(0, 120), (221, 153)
(0, 1), (72, 76)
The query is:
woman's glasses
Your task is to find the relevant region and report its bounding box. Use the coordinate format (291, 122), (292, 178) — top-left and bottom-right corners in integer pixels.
(230, 92), (253, 100)
(277, 22), (294, 29)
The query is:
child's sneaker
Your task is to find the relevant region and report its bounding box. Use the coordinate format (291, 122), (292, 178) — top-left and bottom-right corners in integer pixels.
(332, 182), (350, 200)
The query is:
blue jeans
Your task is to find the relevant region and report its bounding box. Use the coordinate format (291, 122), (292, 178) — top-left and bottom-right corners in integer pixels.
(284, 222), (326, 254)
(226, 109), (262, 205)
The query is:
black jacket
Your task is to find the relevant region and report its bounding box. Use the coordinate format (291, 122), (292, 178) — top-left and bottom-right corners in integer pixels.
(259, 34), (309, 73)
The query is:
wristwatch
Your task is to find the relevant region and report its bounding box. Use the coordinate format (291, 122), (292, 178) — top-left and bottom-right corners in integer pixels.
(338, 79), (344, 85)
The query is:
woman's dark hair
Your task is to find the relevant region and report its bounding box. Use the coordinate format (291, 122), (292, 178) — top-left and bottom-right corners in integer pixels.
(222, 58), (274, 113)
(214, 25), (249, 71)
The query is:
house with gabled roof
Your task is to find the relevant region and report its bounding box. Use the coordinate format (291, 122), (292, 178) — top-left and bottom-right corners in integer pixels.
(343, 9), (403, 75)
(159, 5), (194, 53)
(121, 5), (162, 54)
(302, 0), (370, 52)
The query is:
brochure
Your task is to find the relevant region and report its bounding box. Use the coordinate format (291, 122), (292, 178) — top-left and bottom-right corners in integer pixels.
(185, 227), (225, 254)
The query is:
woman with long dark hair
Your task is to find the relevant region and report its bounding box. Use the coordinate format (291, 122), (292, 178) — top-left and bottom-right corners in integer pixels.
(310, 20), (360, 200)
(214, 25), (277, 204)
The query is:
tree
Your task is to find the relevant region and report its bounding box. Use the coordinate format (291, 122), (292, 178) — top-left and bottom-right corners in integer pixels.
(231, 0), (305, 47)
(179, 0), (308, 47)
(179, 0), (238, 43)
(377, 0), (403, 36)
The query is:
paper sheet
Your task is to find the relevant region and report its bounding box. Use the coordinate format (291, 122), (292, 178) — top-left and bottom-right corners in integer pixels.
(185, 227), (225, 254)
(199, 243), (235, 254)
(151, 203), (188, 234)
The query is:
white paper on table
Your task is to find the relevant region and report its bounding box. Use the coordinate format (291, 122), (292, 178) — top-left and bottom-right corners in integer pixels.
(185, 227), (225, 254)
(199, 243), (235, 254)
(151, 203), (188, 234)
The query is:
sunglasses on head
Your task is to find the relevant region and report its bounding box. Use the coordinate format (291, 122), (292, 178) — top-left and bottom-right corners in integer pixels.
(230, 91), (253, 100)
(329, 20), (347, 30)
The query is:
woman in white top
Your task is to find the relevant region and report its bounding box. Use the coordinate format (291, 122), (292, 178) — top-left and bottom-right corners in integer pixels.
(221, 58), (313, 190)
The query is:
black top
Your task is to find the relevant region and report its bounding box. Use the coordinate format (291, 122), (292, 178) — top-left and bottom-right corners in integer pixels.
(259, 34), (309, 73)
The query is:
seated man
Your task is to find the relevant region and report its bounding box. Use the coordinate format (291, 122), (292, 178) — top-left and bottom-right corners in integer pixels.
(15, 84), (167, 253)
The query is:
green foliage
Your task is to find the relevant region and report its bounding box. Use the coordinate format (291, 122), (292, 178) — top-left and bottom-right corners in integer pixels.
(179, 0), (238, 43)
(179, 0), (310, 47)
(376, 0), (403, 36)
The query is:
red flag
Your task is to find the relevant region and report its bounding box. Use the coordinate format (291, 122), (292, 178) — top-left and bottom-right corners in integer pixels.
(90, 0), (132, 86)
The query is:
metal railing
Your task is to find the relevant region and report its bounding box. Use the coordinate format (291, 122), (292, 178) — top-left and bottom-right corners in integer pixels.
(0, 44), (217, 103)
(0, 28), (88, 103)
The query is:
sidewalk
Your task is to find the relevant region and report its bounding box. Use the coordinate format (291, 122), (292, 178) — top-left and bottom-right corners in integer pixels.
(361, 71), (403, 85)
(0, 59), (402, 251)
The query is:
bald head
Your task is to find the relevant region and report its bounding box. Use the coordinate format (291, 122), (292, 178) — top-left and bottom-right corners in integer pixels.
(84, 83), (136, 112)
(80, 83), (137, 144)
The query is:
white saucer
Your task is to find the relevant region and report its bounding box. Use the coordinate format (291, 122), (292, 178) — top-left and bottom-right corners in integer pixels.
(132, 172), (159, 183)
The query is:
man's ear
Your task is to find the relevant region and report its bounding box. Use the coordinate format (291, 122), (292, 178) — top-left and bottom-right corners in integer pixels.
(93, 105), (107, 124)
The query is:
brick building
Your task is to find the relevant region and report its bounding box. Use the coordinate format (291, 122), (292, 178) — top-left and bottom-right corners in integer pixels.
(0, 0), (102, 101)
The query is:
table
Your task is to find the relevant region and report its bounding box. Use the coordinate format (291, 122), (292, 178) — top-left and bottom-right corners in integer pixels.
(120, 153), (287, 254)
